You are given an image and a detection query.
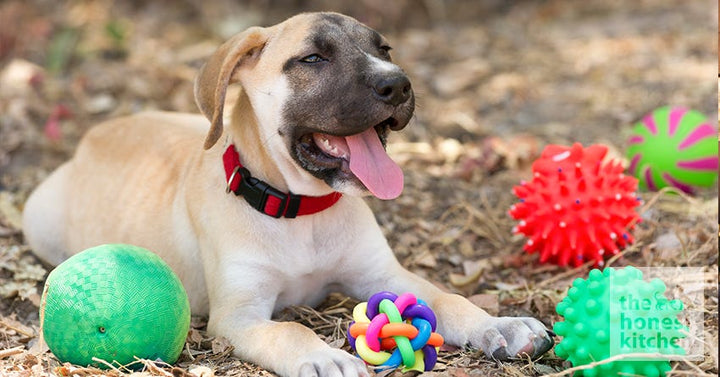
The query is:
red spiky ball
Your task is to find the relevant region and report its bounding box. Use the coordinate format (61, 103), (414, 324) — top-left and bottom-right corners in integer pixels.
(508, 143), (641, 267)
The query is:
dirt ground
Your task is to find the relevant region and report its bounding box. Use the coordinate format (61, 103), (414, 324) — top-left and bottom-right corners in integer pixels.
(0, 0), (718, 376)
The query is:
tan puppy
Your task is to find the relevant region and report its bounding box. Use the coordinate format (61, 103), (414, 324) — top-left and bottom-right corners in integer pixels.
(23, 12), (552, 377)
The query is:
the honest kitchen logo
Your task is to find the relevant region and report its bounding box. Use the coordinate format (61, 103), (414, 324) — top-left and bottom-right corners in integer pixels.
(609, 267), (708, 362)
(616, 292), (685, 351)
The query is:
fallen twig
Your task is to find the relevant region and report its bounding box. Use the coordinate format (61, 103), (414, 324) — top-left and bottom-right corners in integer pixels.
(0, 346), (24, 359)
(0, 319), (36, 338)
(536, 261), (593, 289)
(540, 353), (696, 377)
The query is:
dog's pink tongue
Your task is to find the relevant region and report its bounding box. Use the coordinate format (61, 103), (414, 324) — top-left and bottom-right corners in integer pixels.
(346, 128), (404, 200)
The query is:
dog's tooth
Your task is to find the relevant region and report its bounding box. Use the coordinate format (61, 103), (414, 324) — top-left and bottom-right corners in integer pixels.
(313, 132), (350, 159)
(322, 138), (334, 152)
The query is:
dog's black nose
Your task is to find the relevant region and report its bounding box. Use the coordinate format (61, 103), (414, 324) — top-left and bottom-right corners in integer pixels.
(372, 75), (412, 106)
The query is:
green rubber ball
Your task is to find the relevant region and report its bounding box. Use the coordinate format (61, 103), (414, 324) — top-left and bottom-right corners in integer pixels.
(40, 244), (191, 368)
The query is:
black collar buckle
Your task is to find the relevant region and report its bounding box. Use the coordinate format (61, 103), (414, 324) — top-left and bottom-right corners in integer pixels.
(231, 168), (300, 218)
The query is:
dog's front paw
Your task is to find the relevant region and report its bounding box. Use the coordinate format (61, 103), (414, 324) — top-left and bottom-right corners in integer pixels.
(475, 316), (554, 360)
(296, 348), (369, 377)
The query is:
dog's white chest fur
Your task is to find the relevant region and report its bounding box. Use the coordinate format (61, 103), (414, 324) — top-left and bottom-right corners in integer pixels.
(268, 220), (342, 310)
(230, 199), (379, 312)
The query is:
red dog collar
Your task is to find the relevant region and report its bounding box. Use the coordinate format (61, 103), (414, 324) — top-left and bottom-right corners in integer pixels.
(223, 145), (342, 218)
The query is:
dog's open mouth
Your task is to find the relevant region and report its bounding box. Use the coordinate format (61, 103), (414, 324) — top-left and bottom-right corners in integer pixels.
(296, 117), (404, 199)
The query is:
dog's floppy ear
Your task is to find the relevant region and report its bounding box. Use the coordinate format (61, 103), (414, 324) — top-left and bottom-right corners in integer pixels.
(194, 27), (269, 150)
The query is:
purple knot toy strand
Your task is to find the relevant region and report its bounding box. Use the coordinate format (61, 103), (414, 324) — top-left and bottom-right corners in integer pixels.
(366, 291), (398, 318)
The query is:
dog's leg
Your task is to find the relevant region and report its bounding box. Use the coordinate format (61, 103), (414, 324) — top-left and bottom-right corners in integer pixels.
(210, 317), (368, 377)
(205, 269), (368, 377)
(344, 257), (554, 360)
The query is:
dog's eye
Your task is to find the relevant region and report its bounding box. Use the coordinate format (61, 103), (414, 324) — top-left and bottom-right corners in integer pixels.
(299, 54), (326, 63)
(379, 45), (392, 59)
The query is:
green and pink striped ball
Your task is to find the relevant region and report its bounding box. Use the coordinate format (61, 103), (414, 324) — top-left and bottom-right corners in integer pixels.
(626, 106), (717, 194)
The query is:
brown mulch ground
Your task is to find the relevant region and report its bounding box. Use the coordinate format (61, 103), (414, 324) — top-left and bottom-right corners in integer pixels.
(0, 1), (717, 376)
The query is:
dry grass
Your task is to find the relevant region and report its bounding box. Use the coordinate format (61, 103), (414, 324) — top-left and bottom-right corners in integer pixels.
(0, 0), (717, 376)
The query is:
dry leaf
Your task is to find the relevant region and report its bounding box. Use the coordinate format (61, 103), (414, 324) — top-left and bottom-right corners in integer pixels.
(326, 337), (345, 349)
(414, 251), (437, 268)
(187, 329), (203, 346)
(0, 192), (23, 230)
(0, 280), (39, 301)
(188, 366), (215, 377)
(210, 336), (233, 354)
(494, 282), (523, 291)
(13, 261), (46, 281)
(468, 294), (499, 316)
(462, 259), (488, 278)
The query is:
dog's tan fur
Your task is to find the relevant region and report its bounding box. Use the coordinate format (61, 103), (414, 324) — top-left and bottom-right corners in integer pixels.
(23, 13), (552, 377)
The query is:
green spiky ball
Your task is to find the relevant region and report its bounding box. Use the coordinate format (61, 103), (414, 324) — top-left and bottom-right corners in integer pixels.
(40, 244), (191, 368)
(553, 266), (686, 376)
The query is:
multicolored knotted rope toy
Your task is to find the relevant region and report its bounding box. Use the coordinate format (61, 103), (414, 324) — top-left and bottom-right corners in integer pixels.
(347, 292), (444, 372)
